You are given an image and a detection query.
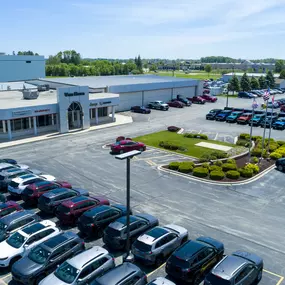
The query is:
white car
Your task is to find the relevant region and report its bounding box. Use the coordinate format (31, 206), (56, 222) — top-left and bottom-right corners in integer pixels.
(8, 173), (56, 197)
(0, 220), (60, 267)
(0, 163), (17, 172)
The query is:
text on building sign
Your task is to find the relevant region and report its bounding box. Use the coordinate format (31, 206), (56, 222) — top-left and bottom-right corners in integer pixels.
(64, 92), (85, 97)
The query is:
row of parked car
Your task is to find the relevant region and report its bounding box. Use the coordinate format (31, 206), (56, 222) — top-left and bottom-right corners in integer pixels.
(0, 158), (264, 285)
(130, 94), (218, 114)
(238, 89), (285, 99)
(206, 106), (285, 130)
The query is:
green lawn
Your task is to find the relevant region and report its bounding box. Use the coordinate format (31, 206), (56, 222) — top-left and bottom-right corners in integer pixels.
(148, 71), (220, 80)
(134, 131), (236, 158)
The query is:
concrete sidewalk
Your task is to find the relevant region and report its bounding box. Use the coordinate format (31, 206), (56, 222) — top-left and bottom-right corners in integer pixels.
(0, 114), (133, 149)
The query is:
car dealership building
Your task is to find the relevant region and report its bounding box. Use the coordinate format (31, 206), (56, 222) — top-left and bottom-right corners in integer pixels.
(0, 75), (202, 140)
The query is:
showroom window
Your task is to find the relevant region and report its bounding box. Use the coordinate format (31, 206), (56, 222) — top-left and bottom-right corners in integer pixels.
(98, 107), (107, 117)
(36, 114), (54, 127)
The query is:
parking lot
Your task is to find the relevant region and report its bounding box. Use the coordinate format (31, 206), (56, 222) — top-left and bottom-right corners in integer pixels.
(0, 96), (284, 285)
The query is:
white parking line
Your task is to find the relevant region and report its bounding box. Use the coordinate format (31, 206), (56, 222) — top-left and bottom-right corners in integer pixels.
(214, 133), (219, 140)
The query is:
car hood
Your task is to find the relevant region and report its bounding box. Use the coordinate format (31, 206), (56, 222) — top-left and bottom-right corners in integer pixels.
(39, 273), (69, 285)
(238, 116), (248, 120)
(57, 181), (72, 188)
(164, 224), (188, 236)
(72, 188), (89, 196)
(216, 113), (227, 117)
(12, 256), (42, 276)
(0, 240), (21, 258)
(227, 115), (237, 119)
(160, 103), (169, 106)
(92, 196), (109, 205)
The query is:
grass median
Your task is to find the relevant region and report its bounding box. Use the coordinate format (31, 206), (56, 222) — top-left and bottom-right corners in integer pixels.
(133, 131), (236, 158)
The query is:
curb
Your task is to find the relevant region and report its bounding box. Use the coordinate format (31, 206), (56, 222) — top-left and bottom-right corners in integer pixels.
(157, 163), (276, 186)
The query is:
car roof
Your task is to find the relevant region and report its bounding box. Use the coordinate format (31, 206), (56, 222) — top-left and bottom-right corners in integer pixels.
(0, 163), (14, 169)
(0, 210), (35, 225)
(41, 231), (78, 251)
(211, 255), (248, 280)
(68, 246), (108, 269)
(13, 174), (37, 182)
(43, 188), (70, 197)
(18, 220), (55, 237)
(63, 196), (89, 206)
(95, 262), (142, 284)
(173, 240), (207, 260)
(109, 215), (139, 230)
(31, 180), (51, 187)
(138, 227), (169, 245)
(84, 205), (111, 217)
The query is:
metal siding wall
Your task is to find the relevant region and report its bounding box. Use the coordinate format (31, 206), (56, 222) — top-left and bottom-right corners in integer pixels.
(143, 89), (172, 104)
(117, 92), (143, 112)
(173, 87), (196, 98)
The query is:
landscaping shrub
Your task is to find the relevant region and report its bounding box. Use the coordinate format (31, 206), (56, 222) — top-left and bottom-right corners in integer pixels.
(276, 148), (285, 157)
(199, 151), (227, 162)
(159, 141), (179, 151)
(270, 152), (282, 160)
(201, 162), (210, 169)
(251, 148), (262, 157)
(191, 133), (208, 140)
(167, 126), (180, 132)
(226, 170), (240, 179)
(236, 139), (250, 147)
(214, 160), (223, 167)
(244, 163), (259, 175)
(193, 167), (209, 178)
(239, 133), (250, 140)
(226, 158), (236, 164)
(210, 170), (225, 180)
(213, 151), (228, 159)
(183, 133), (194, 138)
(169, 162), (180, 170)
(179, 161), (195, 168)
(251, 156), (259, 164)
(178, 164), (194, 173)
(265, 138), (275, 144)
(252, 135), (262, 141)
(262, 150), (269, 158)
(239, 168), (253, 178)
(277, 140), (285, 146)
(116, 136), (125, 142)
(209, 155), (218, 161)
(222, 163), (237, 172)
(268, 143), (278, 152)
(209, 165), (222, 172)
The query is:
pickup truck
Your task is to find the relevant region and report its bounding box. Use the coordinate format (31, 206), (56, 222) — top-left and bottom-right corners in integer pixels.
(147, 101), (169, 111)
(176, 95), (192, 106)
(206, 109), (222, 120)
(272, 118), (285, 130)
(226, 111), (244, 123)
(237, 113), (253, 124)
(187, 96), (206, 104)
(249, 114), (265, 126)
(215, 110), (232, 121)
(260, 115), (278, 128)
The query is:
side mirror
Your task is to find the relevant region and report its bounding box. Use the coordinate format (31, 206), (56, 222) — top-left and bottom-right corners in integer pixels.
(56, 264), (60, 268)
(49, 259), (55, 263)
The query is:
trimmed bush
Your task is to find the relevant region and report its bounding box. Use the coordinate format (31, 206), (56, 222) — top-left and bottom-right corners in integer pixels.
(191, 133), (208, 140)
(251, 148), (262, 157)
(209, 165), (222, 172)
(276, 148), (285, 157)
(262, 150), (269, 158)
(239, 133), (250, 140)
(277, 140), (285, 146)
(226, 170), (240, 179)
(251, 156), (259, 164)
(183, 133), (194, 138)
(210, 170), (225, 180)
(268, 144), (278, 152)
(226, 158), (236, 164)
(236, 139), (250, 147)
(179, 161), (195, 168)
(193, 167), (209, 178)
(167, 126), (180, 132)
(169, 162), (180, 170)
(214, 160), (223, 167)
(239, 168), (253, 178)
(270, 152), (282, 160)
(252, 135), (262, 141)
(199, 151), (227, 162)
(201, 163), (210, 169)
(245, 163), (259, 174)
(178, 164), (194, 173)
(222, 163), (237, 172)
(159, 141), (179, 151)
(209, 155), (218, 161)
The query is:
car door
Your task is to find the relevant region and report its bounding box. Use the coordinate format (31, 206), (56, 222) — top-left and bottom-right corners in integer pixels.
(165, 233), (179, 253)
(108, 209), (121, 225)
(46, 245), (67, 272)
(234, 266), (255, 285)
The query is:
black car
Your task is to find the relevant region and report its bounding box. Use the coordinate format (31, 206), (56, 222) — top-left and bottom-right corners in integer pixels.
(260, 115), (278, 128)
(38, 187), (89, 214)
(206, 109), (222, 120)
(276, 158), (285, 172)
(0, 159), (17, 165)
(204, 251), (263, 285)
(11, 231), (85, 285)
(78, 204), (129, 238)
(165, 236), (224, 284)
(177, 95), (192, 106)
(90, 262), (147, 285)
(0, 210), (41, 242)
(131, 106), (151, 114)
(103, 213), (159, 250)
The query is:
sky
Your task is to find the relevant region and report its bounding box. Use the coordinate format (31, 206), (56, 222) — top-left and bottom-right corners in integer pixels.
(1, 0), (285, 59)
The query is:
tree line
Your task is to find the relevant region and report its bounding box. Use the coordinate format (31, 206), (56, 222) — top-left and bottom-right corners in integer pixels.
(228, 71), (275, 93)
(45, 50), (143, 77)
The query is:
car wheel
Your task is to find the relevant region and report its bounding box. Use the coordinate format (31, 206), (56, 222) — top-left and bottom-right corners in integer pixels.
(277, 165), (284, 172)
(254, 269), (263, 284)
(160, 106), (164, 110)
(143, 111), (146, 114)
(155, 255), (164, 266)
(97, 227), (104, 238)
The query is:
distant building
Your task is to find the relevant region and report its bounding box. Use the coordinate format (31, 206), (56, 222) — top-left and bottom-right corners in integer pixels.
(0, 53), (45, 82)
(222, 72), (280, 83)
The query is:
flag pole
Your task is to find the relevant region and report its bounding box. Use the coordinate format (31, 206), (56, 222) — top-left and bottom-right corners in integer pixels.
(249, 98), (257, 161)
(267, 96), (275, 152)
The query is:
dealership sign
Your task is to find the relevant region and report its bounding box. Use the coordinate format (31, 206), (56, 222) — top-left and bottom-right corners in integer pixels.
(90, 101), (112, 107)
(35, 109), (50, 113)
(64, 92), (85, 97)
(12, 110), (32, 117)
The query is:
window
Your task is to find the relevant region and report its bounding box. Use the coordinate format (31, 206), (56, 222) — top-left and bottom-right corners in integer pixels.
(37, 115), (53, 127)
(235, 266), (252, 283)
(167, 233), (177, 242)
(98, 107), (107, 117)
(26, 61), (31, 63)
(38, 229), (55, 239)
(78, 266), (92, 279)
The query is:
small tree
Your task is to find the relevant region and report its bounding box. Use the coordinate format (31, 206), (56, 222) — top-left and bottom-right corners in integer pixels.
(250, 77), (260, 90)
(229, 75), (240, 94)
(275, 60), (284, 73)
(279, 70), (285, 79)
(240, 73), (251, 91)
(265, 70), (275, 88)
(204, 64), (212, 76)
(258, 76), (267, 89)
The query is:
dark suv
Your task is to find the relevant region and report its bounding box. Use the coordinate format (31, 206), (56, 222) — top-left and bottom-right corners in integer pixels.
(91, 262), (147, 285)
(11, 231), (85, 285)
(0, 201), (23, 218)
(165, 236), (224, 284)
(78, 204), (129, 238)
(56, 196), (110, 226)
(103, 214), (159, 250)
(0, 210), (41, 242)
(38, 188), (89, 214)
(204, 251), (263, 285)
(21, 181), (72, 205)
(276, 158), (285, 172)
(131, 106), (151, 114)
(206, 109), (222, 120)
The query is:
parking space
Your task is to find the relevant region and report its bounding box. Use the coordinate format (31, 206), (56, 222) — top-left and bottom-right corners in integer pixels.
(0, 96), (284, 285)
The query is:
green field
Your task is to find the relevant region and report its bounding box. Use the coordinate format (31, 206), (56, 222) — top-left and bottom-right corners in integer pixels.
(134, 131), (236, 158)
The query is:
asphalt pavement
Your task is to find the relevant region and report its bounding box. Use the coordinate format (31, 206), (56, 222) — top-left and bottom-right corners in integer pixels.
(0, 96), (285, 285)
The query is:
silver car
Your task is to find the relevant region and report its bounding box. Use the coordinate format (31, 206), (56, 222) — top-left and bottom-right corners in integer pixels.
(147, 277), (176, 285)
(39, 246), (115, 285)
(132, 224), (188, 266)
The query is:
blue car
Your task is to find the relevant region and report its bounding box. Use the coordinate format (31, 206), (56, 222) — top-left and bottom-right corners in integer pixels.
(272, 118), (285, 130)
(215, 110), (232, 121)
(238, 92), (257, 99)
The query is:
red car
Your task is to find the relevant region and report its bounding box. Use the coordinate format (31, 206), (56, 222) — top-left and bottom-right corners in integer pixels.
(187, 96), (206, 104)
(201, 94), (217, 102)
(203, 89), (210, 94)
(111, 140), (146, 154)
(56, 196), (109, 225)
(0, 201), (23, 218)
(168, 100), (184, 108)
(21, 180), (72, 205)
(237, 113), (253, 124)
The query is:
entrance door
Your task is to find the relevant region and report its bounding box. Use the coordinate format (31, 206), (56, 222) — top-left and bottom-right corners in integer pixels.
(67, 102), (83, 130)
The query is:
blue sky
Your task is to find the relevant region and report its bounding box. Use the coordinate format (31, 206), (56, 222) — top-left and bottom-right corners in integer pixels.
(1, 0), (285, 59)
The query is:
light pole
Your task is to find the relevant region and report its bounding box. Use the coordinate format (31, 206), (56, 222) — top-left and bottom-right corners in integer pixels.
(115, 150), (141, 262)
(249, 99), (258, 161)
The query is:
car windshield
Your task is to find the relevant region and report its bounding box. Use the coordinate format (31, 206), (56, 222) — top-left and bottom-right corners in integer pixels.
(9, 181), (19, 188)
(133, 240), (152, 252)
(210, 110), (217, 113)
(58, 205), (71, 214)
(54, 261), (79, 284)
(7, 232), (27, 248)
(28, 245), (50, 264)
(206, 274), (231, 285)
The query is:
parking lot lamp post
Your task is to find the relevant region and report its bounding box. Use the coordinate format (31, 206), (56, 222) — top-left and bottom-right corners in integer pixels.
(267, 97), (275, 152)
(115, 150), (141, 262)
(249, 99), (258, 161)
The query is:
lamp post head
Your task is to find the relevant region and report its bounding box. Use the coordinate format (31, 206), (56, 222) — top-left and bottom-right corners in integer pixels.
(115, 150), (142, 160)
